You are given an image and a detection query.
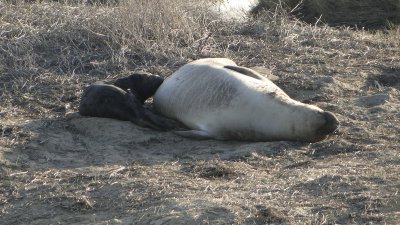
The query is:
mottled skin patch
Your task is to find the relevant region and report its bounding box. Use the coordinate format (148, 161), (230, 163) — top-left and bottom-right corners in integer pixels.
(182, 69), (238, 111)
(157, 64), (239, 118)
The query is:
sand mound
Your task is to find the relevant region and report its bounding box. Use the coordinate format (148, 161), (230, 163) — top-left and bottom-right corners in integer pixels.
(5, 116), (289, 169)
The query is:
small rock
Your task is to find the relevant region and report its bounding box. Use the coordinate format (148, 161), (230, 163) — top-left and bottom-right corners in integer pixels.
(368, 106), (386, 114)
(356, 93), (390, 107)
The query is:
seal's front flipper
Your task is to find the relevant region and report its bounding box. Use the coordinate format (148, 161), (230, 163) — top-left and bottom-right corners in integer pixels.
(224, 65), (268, 81)
(173, 130), (212, 140)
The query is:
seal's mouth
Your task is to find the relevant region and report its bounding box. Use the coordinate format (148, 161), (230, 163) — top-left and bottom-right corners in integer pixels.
(310, 111), (339, 142)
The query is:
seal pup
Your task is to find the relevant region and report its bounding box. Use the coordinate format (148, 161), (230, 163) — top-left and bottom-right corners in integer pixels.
(112, 72), (164, 104)
(79, 73), (179, 131)
(154, 58), (339, 142)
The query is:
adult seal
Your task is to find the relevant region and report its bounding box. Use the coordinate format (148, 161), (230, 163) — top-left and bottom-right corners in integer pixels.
(153, 58), (339, 142)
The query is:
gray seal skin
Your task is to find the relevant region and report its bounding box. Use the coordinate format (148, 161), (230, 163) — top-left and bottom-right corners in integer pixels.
(79, 73), (180, 131)
(154, 58), (339, 142)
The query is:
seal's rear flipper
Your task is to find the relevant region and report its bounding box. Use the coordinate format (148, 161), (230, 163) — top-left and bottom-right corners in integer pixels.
(173, 130), (212, 140)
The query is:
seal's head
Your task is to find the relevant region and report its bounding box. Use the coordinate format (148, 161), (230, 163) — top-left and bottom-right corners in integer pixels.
(268, 100), (339, 142)
(113, 72), (164, 103)
(315, 111), (339, 141)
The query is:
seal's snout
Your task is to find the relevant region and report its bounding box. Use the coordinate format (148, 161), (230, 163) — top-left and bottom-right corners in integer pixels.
(318, 111), (339, 136)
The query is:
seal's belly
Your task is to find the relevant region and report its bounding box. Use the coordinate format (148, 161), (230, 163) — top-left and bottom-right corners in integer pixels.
(178, 99), (266, 140)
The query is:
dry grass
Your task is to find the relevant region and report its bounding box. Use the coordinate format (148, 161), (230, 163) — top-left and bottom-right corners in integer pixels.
(1, 0), (400, 224)
(0, 0), (219, 120)
(253, 0), (400, 28)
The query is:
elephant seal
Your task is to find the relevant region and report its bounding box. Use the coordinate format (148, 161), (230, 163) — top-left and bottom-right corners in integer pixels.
(79, 73), (180, 131)
(112, 72), (164, 104)
(154, 58), (339, 142)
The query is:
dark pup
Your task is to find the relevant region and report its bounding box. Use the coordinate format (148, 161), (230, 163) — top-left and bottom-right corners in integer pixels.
(79, 73), (180, 131)
(112, 72), (164, 104)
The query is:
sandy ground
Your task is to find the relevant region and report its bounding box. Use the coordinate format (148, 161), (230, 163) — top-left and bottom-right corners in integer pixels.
(1, 65), (399, 224)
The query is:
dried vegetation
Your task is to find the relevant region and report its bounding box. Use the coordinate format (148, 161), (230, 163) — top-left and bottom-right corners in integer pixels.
(253, 0), (400, 28)
(1, 0), (399, 224)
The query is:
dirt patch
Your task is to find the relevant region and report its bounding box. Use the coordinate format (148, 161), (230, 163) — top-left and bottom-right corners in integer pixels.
(3, 117), (291, 169)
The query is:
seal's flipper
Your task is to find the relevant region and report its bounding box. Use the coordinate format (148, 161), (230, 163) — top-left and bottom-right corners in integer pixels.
(142, 110), (184, 131)
(224, 65), (268, 81)
(131, 117), (164, 131)
(173, 130), (212, 140)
